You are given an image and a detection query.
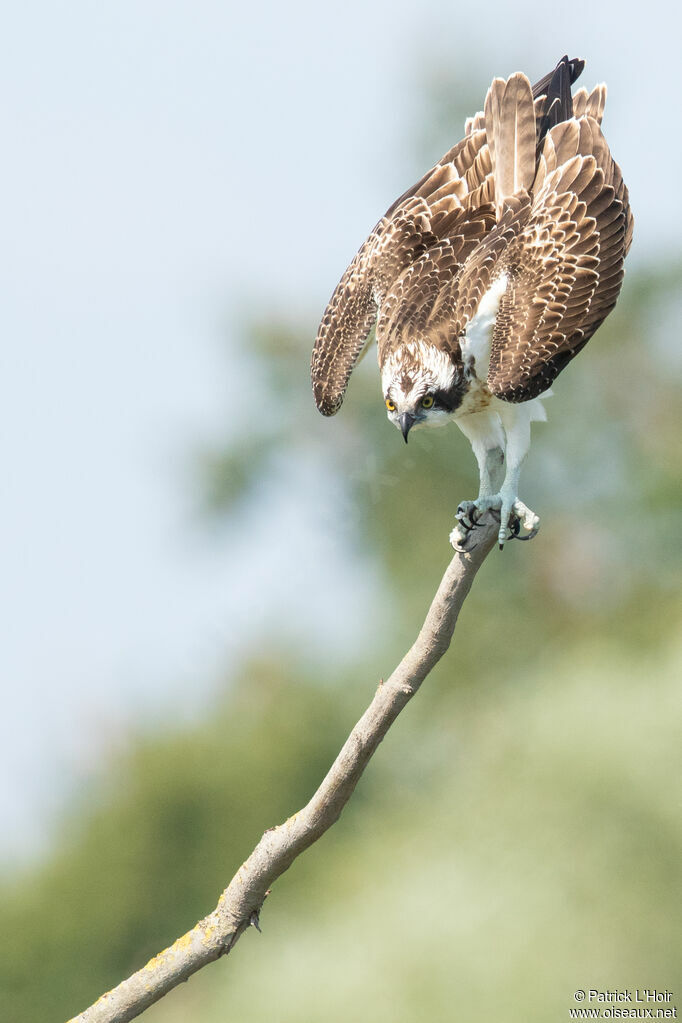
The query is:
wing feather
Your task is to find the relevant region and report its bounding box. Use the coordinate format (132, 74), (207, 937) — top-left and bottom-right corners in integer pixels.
(486, 115), (632, 401)
(311, 128), (496, 415)
(377, 204), (497, 348)
(311, 55), (632, 418)
(484, 74), (537, 214)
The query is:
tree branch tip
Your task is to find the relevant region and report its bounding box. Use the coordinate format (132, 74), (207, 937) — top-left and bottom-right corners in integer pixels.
(69, 532), (496, 1022)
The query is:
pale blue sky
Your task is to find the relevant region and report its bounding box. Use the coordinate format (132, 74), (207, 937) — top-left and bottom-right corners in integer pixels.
(0, 0), (676, 861)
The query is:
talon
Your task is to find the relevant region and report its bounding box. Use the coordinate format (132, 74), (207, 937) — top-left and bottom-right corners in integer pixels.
(449, 523), (478, 552)
(513, 521), (540, 542)
(456, 500), (483, 533)
(455, 508), (472, 531)
(454, 493), (538, 551)
(508, 500), (540, 542)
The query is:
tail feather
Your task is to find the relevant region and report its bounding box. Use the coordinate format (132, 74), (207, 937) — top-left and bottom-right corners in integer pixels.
(484, 73), (536, 216)
(531, 54), (584, 101)
(466, 55), (584, 140)
(586, 84), (607, 124)
(543, 55), (578, 129)
(572, 84), (607, 124)
(533, 54), (584, 160)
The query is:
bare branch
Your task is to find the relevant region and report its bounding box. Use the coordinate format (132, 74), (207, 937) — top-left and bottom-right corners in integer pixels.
(67, 516), (498, 1023)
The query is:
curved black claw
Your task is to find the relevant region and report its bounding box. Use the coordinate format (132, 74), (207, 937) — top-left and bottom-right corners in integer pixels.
(451, 526), (483, 553)
(456, 501), (482, 532)
(450, 510), (480, 552)
(511, 528), (538, 542)
(452, 501), (504, 553)
(500, 516), (526, 547)
(506, 511), (540, 542)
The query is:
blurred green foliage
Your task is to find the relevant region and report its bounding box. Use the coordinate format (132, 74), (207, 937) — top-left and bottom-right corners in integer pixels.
(0, 658), (358, 1021)
(2, 250), (679, 1023)
(2, 69), (681, 1023)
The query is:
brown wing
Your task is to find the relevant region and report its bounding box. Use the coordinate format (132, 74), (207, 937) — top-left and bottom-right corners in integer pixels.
(378, 71), (542, 359)
(487, 114), (633, 401)
(403, 193), (532, 354)
(466, 55), (584, 144)
(310, 55), (610, 416)
(375, 203), (497, 353)
(311, 127), (497, 416)
(311, 200), (432, 416)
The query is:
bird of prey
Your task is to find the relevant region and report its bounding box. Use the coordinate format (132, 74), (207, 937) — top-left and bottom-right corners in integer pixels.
(311, 55), (633, 549)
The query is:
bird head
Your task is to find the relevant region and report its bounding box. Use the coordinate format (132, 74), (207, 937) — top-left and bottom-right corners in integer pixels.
(381, 342), (463, 442)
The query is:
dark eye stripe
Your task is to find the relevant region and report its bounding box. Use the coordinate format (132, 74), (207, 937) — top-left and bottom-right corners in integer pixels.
(432, 389), (459, 412)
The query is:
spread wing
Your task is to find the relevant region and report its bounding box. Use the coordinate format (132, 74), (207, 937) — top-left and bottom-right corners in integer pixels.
(310, 129), (496, 415)
(310, 56), (594, 415)
(377, 72), (541, 357)
(371, 61), (632, 404)
(486, 113), (634, 401)
(374, 204), (499, 349)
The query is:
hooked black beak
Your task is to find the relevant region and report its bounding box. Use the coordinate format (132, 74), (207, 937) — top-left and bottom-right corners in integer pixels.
(399, 412), (415, 443)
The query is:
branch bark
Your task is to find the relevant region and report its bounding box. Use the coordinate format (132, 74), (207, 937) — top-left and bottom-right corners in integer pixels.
(67, 516), (498, 1023)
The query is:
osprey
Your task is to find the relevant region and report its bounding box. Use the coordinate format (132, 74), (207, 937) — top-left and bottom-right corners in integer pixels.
(311, 56), (633, 549)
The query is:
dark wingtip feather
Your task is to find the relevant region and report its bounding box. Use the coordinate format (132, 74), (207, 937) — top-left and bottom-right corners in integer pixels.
(531, 55), (585, 101)
(533, 55), (585, 156)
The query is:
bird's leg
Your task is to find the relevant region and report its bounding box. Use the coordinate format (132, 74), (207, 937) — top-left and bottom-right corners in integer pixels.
(493, 404), (540, 547)
(453, 445), (503, 524)
(449, 414), (505, 551)
(450, 406), (540, 551)
(494, 449), (539, 547)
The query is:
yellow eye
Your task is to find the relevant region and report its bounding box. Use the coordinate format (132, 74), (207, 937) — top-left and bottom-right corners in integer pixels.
(421, 395), (434, 409)
(385, 398), (396, 412)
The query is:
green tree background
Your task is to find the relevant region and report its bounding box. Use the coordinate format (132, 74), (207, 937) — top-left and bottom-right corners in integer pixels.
(2, 66), (681, 1023)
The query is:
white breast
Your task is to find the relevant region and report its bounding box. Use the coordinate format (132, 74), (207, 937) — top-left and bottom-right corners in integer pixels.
(459, 274), (509, 380)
